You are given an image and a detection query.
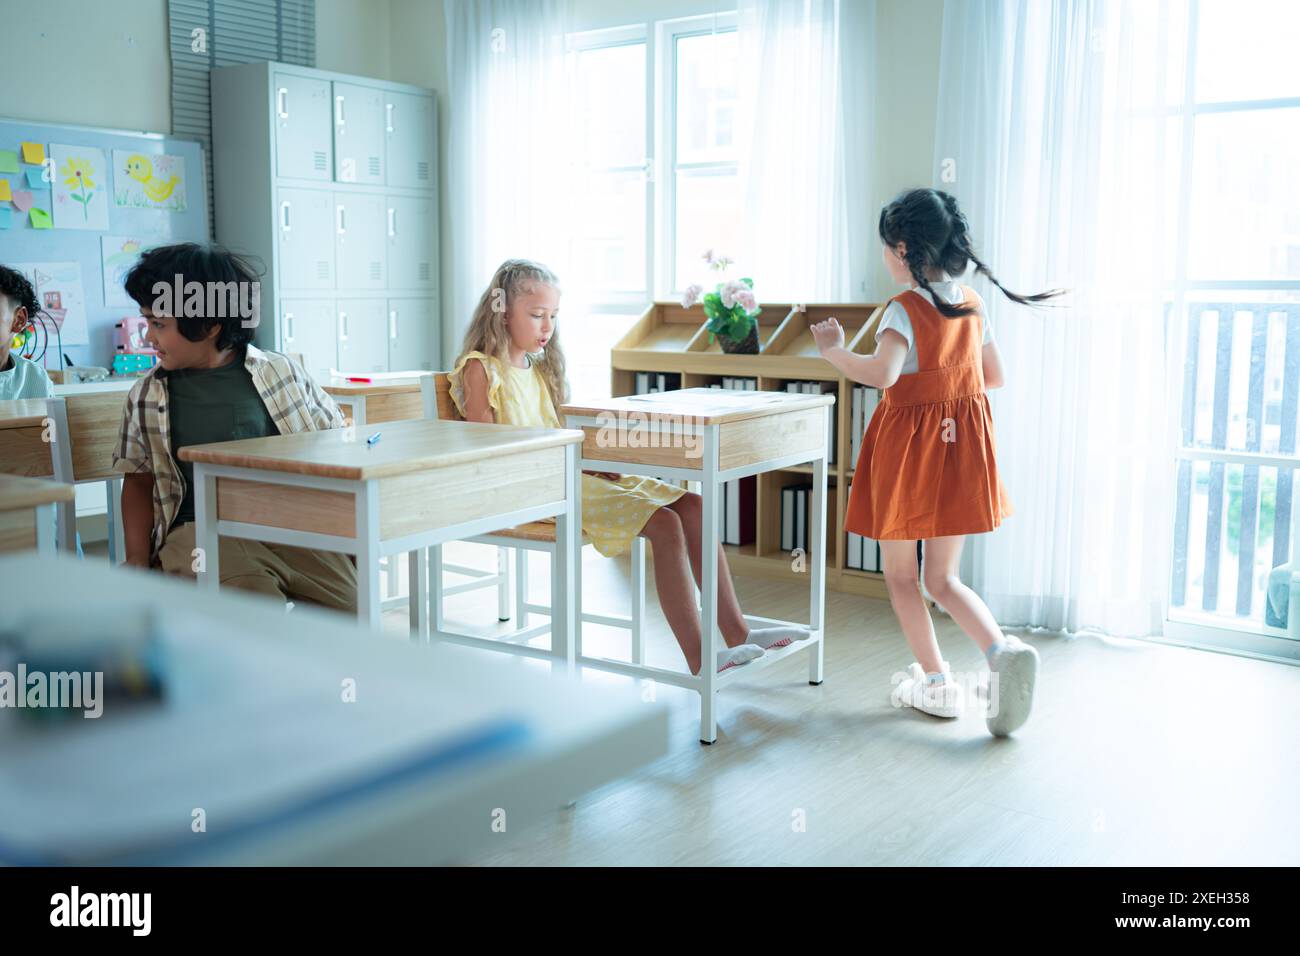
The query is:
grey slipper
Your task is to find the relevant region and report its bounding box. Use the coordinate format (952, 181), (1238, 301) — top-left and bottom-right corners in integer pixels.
(986, 637), (1039, 737)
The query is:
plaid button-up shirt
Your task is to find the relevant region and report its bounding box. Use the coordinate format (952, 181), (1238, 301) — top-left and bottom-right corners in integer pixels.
(112, 345), (346, 559)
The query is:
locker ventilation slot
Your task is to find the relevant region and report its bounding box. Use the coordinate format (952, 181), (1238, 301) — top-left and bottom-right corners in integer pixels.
(418, 262), (430, 281)
(368, 156), (381, 177)
(370, 262), (382, 281)
(314, 151), (327, 172)
(416, 161), (430, 181)
(317, 261), (331, 280)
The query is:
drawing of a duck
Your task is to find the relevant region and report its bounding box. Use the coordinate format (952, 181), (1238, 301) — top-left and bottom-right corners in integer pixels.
(124, 154), (178, 204)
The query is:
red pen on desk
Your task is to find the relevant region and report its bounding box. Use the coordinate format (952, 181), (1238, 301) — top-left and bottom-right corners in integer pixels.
(345, 376), (372, 383)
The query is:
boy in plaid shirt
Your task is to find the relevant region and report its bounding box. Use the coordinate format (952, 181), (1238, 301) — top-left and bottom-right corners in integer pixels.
(114, 243), (356, 613)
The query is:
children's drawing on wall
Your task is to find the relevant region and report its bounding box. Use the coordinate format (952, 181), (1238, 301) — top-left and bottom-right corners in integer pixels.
(50, 144), (110, 230)
(113, 150), (187, 212)
(101, 236), (148, 309)
(12, 262), (90, 346)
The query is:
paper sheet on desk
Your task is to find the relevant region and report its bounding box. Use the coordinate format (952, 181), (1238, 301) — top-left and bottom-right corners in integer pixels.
(0, 610), (531, 865)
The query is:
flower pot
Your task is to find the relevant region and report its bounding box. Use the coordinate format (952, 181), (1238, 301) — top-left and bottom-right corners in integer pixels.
(719, 325), (760, 354)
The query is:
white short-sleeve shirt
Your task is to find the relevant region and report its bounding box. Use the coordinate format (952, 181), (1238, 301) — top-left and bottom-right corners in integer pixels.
(875, 275), (993, 375)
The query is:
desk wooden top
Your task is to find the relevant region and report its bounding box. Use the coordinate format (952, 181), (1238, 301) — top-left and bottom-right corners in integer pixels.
(322, 377), (425, 397)
(0, 474), (75, 509)
(178, 418), (583, 480)
(0, 399), (50, 429)
(561, 387), (834, 426)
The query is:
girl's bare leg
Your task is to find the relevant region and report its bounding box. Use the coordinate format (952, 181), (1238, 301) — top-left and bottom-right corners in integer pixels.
(880, 540), (944, 673)
(920, 535), (1003, 654)
(639, 506), (707, 674)
(667, 492), (750, 646)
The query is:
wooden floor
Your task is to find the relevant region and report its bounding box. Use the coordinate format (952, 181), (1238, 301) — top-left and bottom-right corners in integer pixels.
(378, 543), (1300, 867)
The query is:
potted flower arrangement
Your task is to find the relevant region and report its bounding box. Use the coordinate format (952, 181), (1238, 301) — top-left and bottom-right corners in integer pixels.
(680, 250), (761, 354)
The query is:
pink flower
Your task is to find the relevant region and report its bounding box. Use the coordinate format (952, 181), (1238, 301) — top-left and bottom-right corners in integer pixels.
(720, 278), (750, 309)
(735, 289), (757, 312)
(703, 249), (733, 271)
(680, 284), (704, 308)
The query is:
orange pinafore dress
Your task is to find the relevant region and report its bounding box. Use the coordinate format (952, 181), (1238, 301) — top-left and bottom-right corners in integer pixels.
(843, 287), (1013, 540)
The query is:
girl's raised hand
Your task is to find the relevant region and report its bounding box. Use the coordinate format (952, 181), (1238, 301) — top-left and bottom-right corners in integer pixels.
(810, 317), (845, 354)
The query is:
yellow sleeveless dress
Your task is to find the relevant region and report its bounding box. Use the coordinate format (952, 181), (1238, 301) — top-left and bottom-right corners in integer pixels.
(448, 351), (686, 557)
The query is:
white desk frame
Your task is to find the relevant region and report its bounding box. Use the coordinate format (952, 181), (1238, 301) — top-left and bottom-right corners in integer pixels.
(563, 407), (829, 743)
(191, 438), (582, 668)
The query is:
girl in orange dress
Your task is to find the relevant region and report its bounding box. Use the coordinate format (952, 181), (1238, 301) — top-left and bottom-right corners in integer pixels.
(811, 188), (1062, 736)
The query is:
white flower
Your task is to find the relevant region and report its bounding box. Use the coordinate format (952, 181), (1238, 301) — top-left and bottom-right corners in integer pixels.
(735, 289), (758, 312)
(680, 283), (704, 308)
(719, 278), (747, 309)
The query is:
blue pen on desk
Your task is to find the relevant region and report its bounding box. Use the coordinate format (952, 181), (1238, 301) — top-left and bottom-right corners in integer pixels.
(366, 431), (382, 447)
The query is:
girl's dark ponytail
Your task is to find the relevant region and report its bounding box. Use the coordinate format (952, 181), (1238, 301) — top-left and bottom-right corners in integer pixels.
(879, 188), (1066, 319)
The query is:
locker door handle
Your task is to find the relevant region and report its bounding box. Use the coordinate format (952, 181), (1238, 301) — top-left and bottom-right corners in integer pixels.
(277, 87), (288, 118)
(285, 312), (294, 342)
(387, 207), (396, 237)
(390, 310), (398, 339)
(339, 311), (349, 340)
(335, 95), (345, 127)
(386, 103), (394, 133)
(336, 205), (346, 234)
(281, 201), (291, 231)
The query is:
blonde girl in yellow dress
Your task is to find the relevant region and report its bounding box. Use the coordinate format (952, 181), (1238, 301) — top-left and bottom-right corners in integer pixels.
(449, 259), (809, 675)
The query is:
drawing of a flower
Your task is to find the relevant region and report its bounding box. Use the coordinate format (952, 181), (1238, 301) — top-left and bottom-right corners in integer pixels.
(63, 157), (97, 222)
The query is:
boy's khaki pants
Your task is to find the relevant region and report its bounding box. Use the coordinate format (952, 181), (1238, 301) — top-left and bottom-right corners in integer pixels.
(158, 521), (358, 615)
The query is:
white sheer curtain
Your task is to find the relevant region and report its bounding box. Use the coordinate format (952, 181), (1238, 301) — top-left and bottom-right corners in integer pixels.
(935, 0), (1180, 638)
(737, 0), (877, 302)
(443, 0), (573, 352)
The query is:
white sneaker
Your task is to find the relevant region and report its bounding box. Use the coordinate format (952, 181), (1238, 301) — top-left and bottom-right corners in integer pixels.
(986, 636), (1039, 737)
(890, 662), (964, 718)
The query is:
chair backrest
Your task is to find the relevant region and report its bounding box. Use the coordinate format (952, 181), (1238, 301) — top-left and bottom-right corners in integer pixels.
(0, 399), (56, 478)
(421, 372), (462, 422)
(48, 392), (130, 483)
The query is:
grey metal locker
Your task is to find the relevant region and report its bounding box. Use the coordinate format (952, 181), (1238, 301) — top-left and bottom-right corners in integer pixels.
(277, 187), (336, 290)
(386, 195), (435, 290)
(213, 61), (440, 377)
(333, 82), (386, 185)
(281, 298), (338, 381)
(275, 73), (333, 181)
(337, 299), (389, 374)
(385, 90), (436, 188)
(387, 298), (438, 372)
(334, 192), (387, 290)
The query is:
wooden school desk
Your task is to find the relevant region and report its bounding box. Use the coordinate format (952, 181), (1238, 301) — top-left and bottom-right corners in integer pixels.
(0, 475), (74, 555)
(323, 378), (424, 428)
(0, 554), (669, 865)
(561, 387), (834, 744)
(0, 399), (53, 477)
(179, 418), (585, 656)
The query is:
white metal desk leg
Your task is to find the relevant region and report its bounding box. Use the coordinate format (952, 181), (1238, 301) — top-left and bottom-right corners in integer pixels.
(631, 536), (646, 665)
(497, 546), (512, 621)
(431, 544), (446, 632)
(356, 482), (382, 631)
(35, 502), (56, 556)
(552, 442), (580, 673)
(107, 478), (125, 563)
(809, 446), (827, 685)
(409, 548), (428, 642)
(699, 426), (719, 744)
(194, 464), (220, 593)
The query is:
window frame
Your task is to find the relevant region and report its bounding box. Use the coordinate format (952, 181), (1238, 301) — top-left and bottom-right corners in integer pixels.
(1159, 0), (1300, 660)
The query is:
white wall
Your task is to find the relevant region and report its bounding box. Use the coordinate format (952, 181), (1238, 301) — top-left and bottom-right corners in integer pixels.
(0, 0), (941, 347)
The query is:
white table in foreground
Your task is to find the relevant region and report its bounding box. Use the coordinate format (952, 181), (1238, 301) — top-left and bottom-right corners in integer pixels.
(562, 387), (834, 744)
(0, 555), (669, 865)
(180, 418), (584, 659)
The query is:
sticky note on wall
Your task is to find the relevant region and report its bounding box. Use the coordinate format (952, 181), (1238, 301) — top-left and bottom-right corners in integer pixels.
(21, 142), (45, 165)
(0, 180), (10, 201)
(0, 151), (18, 174)
(29, 207), (52, 229)
(11, 190), (32, 212)
(0, 208), (11, 229)
(25, 167), (47, 189)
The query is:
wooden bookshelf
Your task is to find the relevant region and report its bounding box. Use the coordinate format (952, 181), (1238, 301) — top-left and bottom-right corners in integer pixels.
(610, 301), (890, 599)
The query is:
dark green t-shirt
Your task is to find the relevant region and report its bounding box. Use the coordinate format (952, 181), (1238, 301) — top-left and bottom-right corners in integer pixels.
(169, 354), (278, 527)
